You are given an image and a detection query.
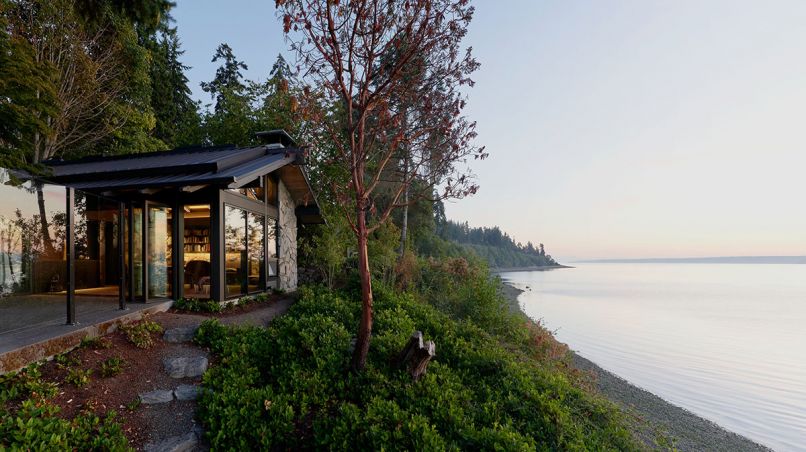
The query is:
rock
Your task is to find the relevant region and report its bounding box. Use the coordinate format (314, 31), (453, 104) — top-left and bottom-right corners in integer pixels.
(163, 357), (189, 378)
(163, 356), (208, 378)
(174, 384), (200, 401)
(184, 356), (208, 378)
(163, 327), (197, 343)
(144, 431), (198, 452)
(139, 389), (174, 404)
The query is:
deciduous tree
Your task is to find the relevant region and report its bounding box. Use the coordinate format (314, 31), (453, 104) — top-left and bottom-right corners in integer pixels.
(277, 0), (486, 370)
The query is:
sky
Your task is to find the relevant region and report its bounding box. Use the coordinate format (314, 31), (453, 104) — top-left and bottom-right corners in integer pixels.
(173, 0), (806, 261)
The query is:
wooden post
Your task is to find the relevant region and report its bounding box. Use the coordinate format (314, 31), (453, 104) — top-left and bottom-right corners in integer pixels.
(396, 331), (436, 380)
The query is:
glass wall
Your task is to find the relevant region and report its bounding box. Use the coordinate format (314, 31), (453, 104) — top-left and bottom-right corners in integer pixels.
(0, 168), (67, 335)
(267, 217), (278, 282)
(224, 206), (246, 298)
(225, 205), (271, 298)
(127, 206), (143, 299)
(74, 192), (120, 300)
(247, 212), (264, 293)
(183, 204), (211, 299)
(147, 205), (172, 298)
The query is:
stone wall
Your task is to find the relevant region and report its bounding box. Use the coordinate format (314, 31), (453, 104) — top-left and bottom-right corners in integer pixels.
(278, 180), (298, 291)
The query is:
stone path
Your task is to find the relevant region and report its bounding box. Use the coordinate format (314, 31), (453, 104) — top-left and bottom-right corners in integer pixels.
(135, 299), (294, 451)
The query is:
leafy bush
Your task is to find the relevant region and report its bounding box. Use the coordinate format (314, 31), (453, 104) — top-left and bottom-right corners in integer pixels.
(80, 336), (112, 350)
(0, 366), (129, 450)
(196, 285), (638, 450)
(120, 317), (163, 349)
(66, 368), (93, 388)
(173, 297), (224, 313)
(100, 357), (125, 378)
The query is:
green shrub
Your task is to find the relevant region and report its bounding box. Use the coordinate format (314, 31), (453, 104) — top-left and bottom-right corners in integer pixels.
(65, 368), (93, 388)
(120, 318), (163, 349)
(100, 357), (125, 378)
(2, 365), (129, 449)
(80, 336), (112, 350)
(173, 297), (224, 313)
(196, 286), (639, 450)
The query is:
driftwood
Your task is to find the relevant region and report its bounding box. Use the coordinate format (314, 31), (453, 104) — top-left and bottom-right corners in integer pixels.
(396, 331), (436, 380)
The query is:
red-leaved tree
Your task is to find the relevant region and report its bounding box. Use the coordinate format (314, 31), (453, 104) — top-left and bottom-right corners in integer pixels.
(277, 0), (486, 370)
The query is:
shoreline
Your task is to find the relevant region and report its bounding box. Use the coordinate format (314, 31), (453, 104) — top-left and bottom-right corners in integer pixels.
(491, 264), (574, 273)
(500, 282), (770, 452)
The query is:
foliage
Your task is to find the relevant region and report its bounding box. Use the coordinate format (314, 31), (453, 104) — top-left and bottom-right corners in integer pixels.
(0, 365), (129, 450)
(437, 218), (560, 268)
(100, 357), (125, 378)
(195, 283), (638, 450)
(277, 0), (487, 369)
(120, 317), (163, 349)
(3, 0), (165, 165)
(80, 336), (112, 350)
(65, 368), (93, 388)
(142, 20), (203, 148)
(173, 297), (224, 313)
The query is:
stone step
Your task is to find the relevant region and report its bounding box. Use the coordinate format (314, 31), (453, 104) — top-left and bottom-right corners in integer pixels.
(163, 326), (198, 343)
(144, 431), (200, 452)
(163, 356), (208, 379)
(174, 384), (201, 401)
(140, 389), (174, 405)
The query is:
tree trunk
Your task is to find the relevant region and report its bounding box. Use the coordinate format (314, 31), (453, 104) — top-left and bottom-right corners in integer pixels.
(36, 183), (56, 256)
(352, 204), (374, 371)
(398, 154), (409, 259)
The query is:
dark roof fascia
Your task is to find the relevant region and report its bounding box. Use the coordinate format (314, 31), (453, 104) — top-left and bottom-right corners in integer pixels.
(50, 161), (220, 183)
(226, 154), (296, 189)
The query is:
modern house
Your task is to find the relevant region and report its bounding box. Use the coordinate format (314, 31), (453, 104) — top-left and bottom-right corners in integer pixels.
(0, 130), (320, 330)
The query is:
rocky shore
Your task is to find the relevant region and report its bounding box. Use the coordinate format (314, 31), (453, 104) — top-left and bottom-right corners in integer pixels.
(500, 283), (770, 451)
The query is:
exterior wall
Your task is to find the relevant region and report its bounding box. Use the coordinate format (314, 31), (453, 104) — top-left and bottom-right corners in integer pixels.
(278, 179), (298, 291)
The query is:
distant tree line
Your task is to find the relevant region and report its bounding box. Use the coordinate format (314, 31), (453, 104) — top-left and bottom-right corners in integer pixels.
(437, 219), (558, 268)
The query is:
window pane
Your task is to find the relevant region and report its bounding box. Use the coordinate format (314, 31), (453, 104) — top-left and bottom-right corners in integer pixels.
(183, 204), (211, 299)
(0, 169), (67, 334)
(247, 213), (264, 293)
(147, 205), (172, 298)
(74, 192), (120, 301)
(224, 205), (246, 298)
(266, 217), (278, 278)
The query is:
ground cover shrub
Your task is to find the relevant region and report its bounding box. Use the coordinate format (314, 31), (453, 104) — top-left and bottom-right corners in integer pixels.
(100, 357), (125, 378)
(80, 336), (112, 350)
(0, 365), (129, 450)
(66, 367), (93, 388)
(196, 285), (639, 450)
(173, 297), (224, 313)
(120, 317), (163, 349)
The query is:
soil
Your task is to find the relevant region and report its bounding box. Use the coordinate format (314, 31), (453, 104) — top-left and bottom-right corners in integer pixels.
(33, 297), (295, 451)
(38, 314), (208, 450)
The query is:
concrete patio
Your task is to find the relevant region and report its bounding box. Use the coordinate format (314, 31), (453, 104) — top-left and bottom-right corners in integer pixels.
(0, 296), (173, 373)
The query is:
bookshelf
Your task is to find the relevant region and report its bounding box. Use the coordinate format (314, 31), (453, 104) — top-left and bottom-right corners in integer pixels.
(184, 227), (210, 253)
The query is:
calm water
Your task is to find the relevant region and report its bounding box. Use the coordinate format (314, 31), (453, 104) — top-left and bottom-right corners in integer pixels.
(501, 264), (806, 452)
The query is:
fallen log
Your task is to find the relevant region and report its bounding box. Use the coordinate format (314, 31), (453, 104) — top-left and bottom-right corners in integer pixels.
(396, 331), (436, 380)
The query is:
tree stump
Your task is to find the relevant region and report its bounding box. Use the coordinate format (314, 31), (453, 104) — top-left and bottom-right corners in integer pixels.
(396, 331), (436, 380)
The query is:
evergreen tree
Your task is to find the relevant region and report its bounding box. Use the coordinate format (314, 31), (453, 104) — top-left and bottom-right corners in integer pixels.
(254, 54), (301, 135)
(145, 20), (202, 148)
(200, 43), (255, 146)
(201, 43), (248, 113)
